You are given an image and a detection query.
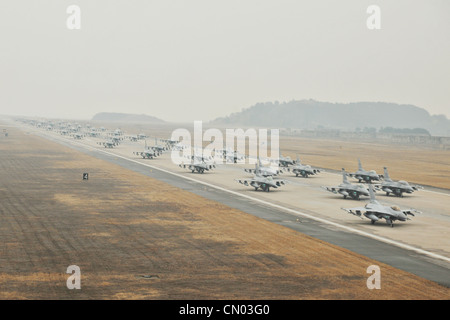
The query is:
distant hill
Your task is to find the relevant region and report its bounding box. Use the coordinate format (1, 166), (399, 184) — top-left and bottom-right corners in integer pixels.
(92, 112), (165, 124)
(211, 100), (450, 136)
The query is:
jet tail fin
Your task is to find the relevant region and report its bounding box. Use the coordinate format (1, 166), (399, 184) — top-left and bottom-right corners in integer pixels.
(255, 161), (260, 174)
(255, 163), (262, 177)
(368, 184), (376, 202)
(342, 168), (348, 183)
(383, 167), (392, 181)
(358, 158), (363, 171)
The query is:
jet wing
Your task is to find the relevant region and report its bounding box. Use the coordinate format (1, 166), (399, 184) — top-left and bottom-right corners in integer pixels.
(321, 186), (338, 194)
(401, 209), (421, 217)
(235, 179), (252, 187)
(272, 179), (287, 187)
(341, 207), (367, 218)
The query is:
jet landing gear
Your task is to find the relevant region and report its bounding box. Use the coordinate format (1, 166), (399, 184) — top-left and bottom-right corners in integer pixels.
(295, 171), (308, 178)
(386, 190), (403, 197)
(350, 193), (360, 200)
(252, 184), (270, 192)
(371, 220), (393, 227)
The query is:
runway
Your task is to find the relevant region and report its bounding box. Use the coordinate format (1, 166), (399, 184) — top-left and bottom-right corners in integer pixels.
(12, 121), (450, 287)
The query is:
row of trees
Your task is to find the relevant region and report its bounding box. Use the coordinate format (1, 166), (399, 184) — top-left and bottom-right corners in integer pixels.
(355, 127), (430, 135)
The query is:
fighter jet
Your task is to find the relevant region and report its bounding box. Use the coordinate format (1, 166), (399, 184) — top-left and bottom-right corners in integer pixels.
(348, 159), (383, 183)
(87, 130), (101, 138)
(133, 141), (160, 159)
(59, 129), (69, 136)
(161, 138), (179, 148)
(236, 169), (287, 192)
(151, 138), (169, 153)
(137, 133), (147, 140)
(244, 158), (283, 177)
(97, 139), (117, 148)
(341, 184), (420, 227)
(171, 142), (188, 152)
(215, 148), (246, 163)
(286, 155), (321, 178)
(375, 167), (423, 197)
(127, 133), (146, 142)
(112, 128), (123, 136)
(71, 133), (84, 140)
(321, 168), (370, 200)
(179, 155), (216, 174)
(128, 135), (139, 142)
(276, 155), (295, 167)
(111, 136), (123, 145)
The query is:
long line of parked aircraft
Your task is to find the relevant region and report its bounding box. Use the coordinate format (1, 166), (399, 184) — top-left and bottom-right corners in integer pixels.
(17, 118), (424, 228)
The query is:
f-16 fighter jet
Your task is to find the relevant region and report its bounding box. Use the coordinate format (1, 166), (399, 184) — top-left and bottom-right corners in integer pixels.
(179, 155), (216, 174)
(133, 141), (160, 159)
(286, 155), (321, 178)
(341, 184), (420, 227)
(375, 167), (423, 197)
(215, 148), (246, 164)
(276, 155), (295, 167)
(244, 158), (283, 177)
(151, 138), (169, 153)
(322, 168), (369, 200)
(236, 171), (287, 192)
(348, 159), (383, 183)
(97, 139), (117, 148)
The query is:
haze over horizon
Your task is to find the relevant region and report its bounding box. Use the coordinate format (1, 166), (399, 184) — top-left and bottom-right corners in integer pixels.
(1, 1), (449, 122)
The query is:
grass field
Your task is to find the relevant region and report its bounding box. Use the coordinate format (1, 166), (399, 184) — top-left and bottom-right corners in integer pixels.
(279, 136), (450, 189)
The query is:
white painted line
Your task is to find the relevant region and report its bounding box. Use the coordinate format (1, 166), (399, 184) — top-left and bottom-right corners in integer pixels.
(34, 129), (450, 264)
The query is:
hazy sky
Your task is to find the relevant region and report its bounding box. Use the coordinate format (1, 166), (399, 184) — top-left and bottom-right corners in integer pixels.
(0, 0), (449, 122)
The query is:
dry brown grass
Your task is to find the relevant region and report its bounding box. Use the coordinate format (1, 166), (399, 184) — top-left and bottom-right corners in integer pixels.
(280, 136), (450, 189)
